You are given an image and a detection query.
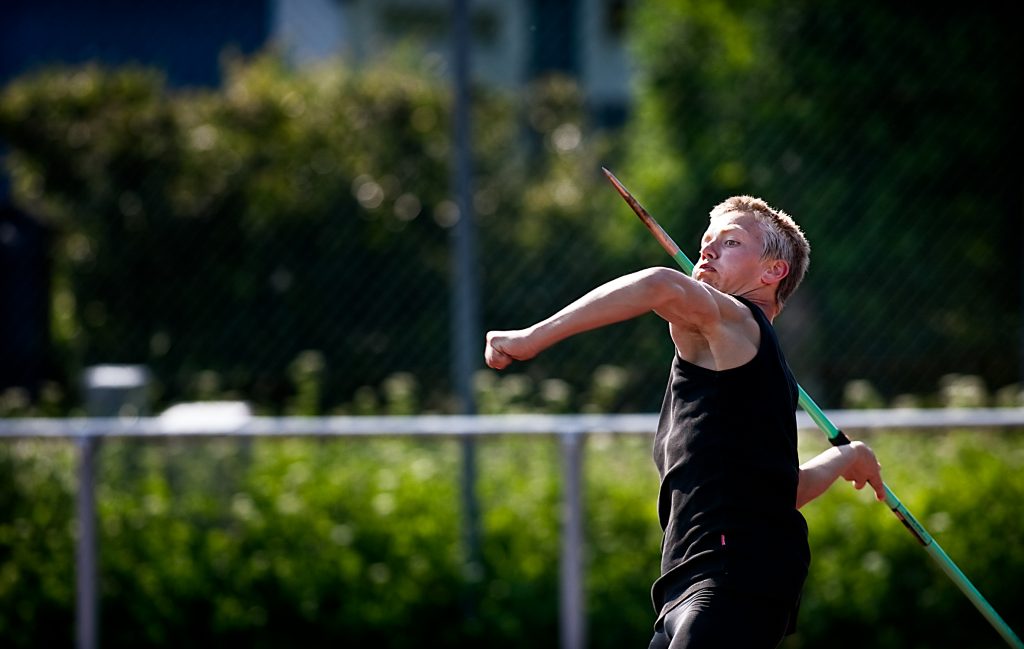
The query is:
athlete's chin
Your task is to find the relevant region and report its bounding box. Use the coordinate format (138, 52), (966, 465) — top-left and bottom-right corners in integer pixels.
(694, 271), (719, 288)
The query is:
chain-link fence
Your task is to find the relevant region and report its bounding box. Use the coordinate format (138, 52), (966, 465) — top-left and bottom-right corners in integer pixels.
(2, 4), (1024, 649)
(1, 0), (1021, 417)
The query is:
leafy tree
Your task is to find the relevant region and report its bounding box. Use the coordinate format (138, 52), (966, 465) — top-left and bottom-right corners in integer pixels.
(1, 56), (652, 412)
(625, 0), (1023, 403)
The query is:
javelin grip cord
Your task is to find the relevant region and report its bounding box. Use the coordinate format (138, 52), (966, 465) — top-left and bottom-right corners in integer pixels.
(601, 167), (1023, 649)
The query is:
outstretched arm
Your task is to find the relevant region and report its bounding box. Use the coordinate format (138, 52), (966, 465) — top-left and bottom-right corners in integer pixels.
(484, 267), (714, 370)
(796, 441), (886, 509)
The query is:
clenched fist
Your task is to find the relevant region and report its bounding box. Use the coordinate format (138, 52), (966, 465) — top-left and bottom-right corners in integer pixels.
(484, 329), (540, 370)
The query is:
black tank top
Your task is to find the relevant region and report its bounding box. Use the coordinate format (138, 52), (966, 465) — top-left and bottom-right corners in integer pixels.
(651, 295), (810, 620)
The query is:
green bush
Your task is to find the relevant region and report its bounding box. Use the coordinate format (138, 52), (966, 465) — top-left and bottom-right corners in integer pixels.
(0, 55), (654, 415)
(793, 430), (1024, 649)
(624, 0), (1022, 404)
(0, 429), (1021, 648)
(0, 439), (76, 647)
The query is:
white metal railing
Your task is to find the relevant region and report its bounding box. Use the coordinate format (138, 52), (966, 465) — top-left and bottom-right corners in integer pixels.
(3, 407), (1024, 649)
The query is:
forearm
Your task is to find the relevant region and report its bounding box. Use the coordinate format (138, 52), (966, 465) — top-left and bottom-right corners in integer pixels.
(795, 447), (849, 509)
(795, 441), (885, 509)
(526, 268), (671, 353)
(485, 267), (700, 370)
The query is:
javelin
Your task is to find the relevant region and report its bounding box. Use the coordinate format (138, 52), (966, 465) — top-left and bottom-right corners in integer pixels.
(601, 166), (1024, 649)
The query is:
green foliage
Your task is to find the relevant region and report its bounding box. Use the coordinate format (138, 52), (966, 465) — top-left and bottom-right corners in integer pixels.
(2, 14), (1022, 645)
(0, 55), (457, 411)
(625, 0), (1023, 404)
(792, 431), (1024, 649)
(0, 440), (76, 647)
(1, 429), (1021, 648)
(1, 3), (1022, 420)
(0, 54), (667, 414)
(94, 437), (467, 647)
(585, 433), (663, 646)
(5, 4), (1019, 416)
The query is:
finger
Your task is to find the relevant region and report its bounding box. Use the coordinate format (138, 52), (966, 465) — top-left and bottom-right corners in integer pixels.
(485, 346), (511, 370)
(870, 478), (887, 502)
(484, 344), (499, 368)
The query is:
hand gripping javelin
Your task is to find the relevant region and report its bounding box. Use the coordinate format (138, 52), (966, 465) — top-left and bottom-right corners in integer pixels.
(601, 166), (1023, 649)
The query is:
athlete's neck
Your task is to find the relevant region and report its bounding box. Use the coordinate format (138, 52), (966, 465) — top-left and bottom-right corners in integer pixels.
(736, 294), (780, 322)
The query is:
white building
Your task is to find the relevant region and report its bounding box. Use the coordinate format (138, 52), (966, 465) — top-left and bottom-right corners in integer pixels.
(271, 0), (634, 125)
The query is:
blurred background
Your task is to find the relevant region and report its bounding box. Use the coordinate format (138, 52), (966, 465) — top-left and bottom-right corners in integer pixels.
(0, 1), (1022, 648)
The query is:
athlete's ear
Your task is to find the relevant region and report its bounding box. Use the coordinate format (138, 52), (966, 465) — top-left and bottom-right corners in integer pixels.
(762, 259), (789, 286)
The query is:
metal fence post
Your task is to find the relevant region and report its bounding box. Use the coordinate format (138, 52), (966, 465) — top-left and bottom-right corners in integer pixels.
(451, 0), (484, 625)
(77, 364), (149, 649)
(560, 430), (586, 649)
(76, 434), (98, 649)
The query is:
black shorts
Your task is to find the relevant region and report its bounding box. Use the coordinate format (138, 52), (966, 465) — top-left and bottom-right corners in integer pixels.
(647, 586), (796, 649)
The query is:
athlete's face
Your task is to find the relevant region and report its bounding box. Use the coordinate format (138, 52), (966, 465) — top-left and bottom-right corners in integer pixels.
(693, 213), (770, 295)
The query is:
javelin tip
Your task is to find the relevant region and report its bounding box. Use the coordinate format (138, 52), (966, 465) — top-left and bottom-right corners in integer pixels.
(600, 166), (631, 199)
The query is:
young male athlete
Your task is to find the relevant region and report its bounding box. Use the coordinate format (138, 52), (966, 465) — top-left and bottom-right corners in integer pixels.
(484, 196), (885, 648)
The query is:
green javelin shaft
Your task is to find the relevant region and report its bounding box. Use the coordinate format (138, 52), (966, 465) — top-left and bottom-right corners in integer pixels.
(601, 167), (1023, 649)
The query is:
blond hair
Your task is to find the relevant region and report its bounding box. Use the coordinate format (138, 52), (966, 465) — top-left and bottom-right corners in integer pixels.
(709, 196), (810, 308)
